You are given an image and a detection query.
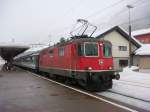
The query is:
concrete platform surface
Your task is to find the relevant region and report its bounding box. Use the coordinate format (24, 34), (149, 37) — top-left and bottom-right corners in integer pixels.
(0, 68), (131, 112)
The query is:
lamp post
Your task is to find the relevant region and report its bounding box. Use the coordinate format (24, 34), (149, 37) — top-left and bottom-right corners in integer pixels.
(126, 5), (134, 67)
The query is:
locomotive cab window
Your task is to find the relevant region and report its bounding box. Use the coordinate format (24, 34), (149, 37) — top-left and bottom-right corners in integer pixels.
(78, 44), (84, 56)
(78, 42), (98, 56)
(103, 43), (112, 58)
(84, 42), (98, 56)
(49, 49), (53, 57)
(58, 47), (65, 56)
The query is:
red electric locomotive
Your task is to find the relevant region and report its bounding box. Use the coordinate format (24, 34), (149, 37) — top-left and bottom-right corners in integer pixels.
(14, 19), (120, 91)
(38, 36), (119, 91)
(38, 19), (119, 91)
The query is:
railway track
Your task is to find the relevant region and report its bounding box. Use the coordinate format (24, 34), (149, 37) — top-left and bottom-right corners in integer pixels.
(34, 69), (150, 104)
(96, 89), (150, 112)
(12, 66), (149, 112)
(27, 70), (139, 112)
(106, 90), (150, 103)
(114, 80), (150, 88)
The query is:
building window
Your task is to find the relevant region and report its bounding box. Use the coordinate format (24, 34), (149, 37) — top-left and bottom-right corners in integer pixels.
(119, 46), (127, 51)
(119, 60), (128, 67)
(58, 47), (64, 56)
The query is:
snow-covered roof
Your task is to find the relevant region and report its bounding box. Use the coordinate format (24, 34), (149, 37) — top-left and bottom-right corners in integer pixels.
(135, 44), (150, 55)
(95, 26), (142, 47)
(14, 45), (48, 59)
(25, 45), (48, 52)
(0, 42), (29, 48)
(93, 26), (116, 37)
(132, 28), (150, 36)
(119, 26), (142, 46)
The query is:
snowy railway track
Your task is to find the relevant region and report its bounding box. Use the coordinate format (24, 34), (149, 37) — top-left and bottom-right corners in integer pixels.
(27, 71), (140, 112)
(96, 89), (150, 112)
(115, 80), (150, 88)
(23, 68), (150, 112)
(106, 90), (150, 103)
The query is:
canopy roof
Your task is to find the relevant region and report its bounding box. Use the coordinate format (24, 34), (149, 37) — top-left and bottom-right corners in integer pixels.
(0, 44), (29, 62)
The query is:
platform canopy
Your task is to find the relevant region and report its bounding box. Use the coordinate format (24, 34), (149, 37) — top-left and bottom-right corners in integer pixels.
(0, 43), (29, 62)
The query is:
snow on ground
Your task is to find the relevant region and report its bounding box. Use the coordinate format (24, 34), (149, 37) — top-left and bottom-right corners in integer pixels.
(0, 58), (5, 65)
(0, 61), (5, 65)
(0, 59), (5, 70)
(118, 67), (150, 85)
(99, 92), (150, 111)
(97, 67), (150, 111)
(114, 67), (150, 101)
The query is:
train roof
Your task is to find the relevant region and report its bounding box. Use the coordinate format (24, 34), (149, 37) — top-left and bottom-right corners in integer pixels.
(14, 45), (48, 59)
(14, 37), (111, 59)
(0, 43), (29, 61)
(54, 36), (110, 47)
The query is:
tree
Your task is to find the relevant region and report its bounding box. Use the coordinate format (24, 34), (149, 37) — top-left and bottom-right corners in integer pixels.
(59, 37), (66, 43)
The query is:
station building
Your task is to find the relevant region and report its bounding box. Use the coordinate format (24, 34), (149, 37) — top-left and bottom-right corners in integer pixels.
(96, 26), (141, 71)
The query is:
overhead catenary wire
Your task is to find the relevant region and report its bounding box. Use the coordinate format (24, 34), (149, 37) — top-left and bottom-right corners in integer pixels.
(50, 0), (149, 42)
(54, 0), (135, 35)
(84, 0), (125, 19)
(94, 0), (150, 32)
(50, 0), (125, 37)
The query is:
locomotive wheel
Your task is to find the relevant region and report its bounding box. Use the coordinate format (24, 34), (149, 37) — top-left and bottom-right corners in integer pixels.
(77, 74), (101, 92)
(77, 74), (113, 92)
(100, 80), (112, 91)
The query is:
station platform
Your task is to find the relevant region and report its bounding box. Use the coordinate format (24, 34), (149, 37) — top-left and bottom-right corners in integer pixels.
(0, 66), (134, 112)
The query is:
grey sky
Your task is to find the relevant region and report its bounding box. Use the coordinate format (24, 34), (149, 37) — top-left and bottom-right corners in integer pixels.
(0, 0), (150, 45)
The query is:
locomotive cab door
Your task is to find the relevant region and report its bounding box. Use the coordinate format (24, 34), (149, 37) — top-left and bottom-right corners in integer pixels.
(70, 43), (78, 77)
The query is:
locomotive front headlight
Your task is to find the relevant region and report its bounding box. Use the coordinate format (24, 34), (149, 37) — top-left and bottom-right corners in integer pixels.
(88, 67), (92, 70)
(108, 66), (112, 70)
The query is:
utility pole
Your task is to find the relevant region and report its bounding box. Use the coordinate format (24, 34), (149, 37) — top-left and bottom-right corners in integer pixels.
(127, 5), (134, 67)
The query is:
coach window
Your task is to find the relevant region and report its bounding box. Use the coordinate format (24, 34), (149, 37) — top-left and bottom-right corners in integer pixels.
(31, 57), (35, 64)
(58, 47), (65, 56)
(49, 50), (53, 57)
(103, 43), (112, 57)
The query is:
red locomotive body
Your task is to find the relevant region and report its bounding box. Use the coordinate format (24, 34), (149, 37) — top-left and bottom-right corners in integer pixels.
(39, 38), (119, 91)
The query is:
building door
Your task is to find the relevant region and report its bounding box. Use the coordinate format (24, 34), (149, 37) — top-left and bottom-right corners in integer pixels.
(119, 60), (128, 67)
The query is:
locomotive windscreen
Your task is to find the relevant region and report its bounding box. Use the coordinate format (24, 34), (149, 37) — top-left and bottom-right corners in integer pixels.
(103, 43), (112, 57)
(78, 42), (98, 56)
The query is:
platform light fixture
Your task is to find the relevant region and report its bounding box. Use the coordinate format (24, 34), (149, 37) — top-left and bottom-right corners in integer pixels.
(126, 4), (134, 67)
